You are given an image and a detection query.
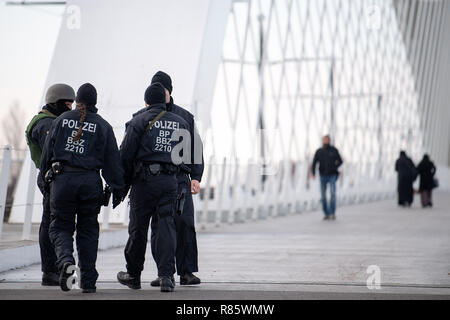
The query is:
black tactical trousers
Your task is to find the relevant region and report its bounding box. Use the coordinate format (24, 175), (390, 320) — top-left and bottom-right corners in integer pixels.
(39, 191), (58, 273)
(125, 172), (178, 278)
(37, 175), (58, 273)
(151, 173), (198, 276)
(49, 171), (102, 289)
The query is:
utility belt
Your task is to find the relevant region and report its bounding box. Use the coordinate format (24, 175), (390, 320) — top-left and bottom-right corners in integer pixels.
(44, 162), (97, 183)
(179, 163), (191, 174)
(145, 162), (179, 176)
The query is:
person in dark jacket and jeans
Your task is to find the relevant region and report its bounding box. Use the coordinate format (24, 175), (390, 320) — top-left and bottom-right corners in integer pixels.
(312, 135), (343, 220)
(417, 154), (436, 208)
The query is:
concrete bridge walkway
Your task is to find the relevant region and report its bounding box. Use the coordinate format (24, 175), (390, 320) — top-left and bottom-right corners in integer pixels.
(1, 191), (449, 300)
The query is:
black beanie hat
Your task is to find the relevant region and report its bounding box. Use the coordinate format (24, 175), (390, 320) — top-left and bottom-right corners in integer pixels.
(76, 83), (97, 106)
(151, 71), (172, 94)
(145, 82), (166, 105)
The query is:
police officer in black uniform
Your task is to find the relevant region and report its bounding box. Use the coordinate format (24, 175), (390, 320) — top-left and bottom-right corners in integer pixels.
(26, 83), (75, 286)
(40, 83), (125, 293)
(117, 82), (189, 292)
(149, 71), (204, 286)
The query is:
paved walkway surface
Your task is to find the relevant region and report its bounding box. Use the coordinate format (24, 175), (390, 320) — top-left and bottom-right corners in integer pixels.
(1, 191), (450, 299)
(0, 224), (40, 250)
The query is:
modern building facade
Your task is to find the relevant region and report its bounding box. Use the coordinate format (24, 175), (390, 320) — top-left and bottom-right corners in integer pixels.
(9, 0), (450, 226)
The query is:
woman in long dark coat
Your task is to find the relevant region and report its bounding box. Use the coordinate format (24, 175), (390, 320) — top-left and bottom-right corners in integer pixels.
(395, 151), (417, 207)
(417, 154), (436, 208)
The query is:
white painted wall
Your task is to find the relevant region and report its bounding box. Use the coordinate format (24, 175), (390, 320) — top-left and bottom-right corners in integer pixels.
(9, 0), (231, 223)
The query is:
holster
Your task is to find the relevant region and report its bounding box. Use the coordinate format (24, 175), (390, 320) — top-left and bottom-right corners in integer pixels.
(149, 163), (162, 175)
(147, 163), (178, 176)
(44, 161), (63, 184)
(175, 189), (186, 216)
(131, 162), (145, 182)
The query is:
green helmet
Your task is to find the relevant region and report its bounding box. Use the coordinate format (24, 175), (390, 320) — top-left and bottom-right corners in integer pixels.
(45, 83), (75, 104)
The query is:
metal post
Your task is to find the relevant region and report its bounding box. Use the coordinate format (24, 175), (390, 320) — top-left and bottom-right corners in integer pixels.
(0, 146), (12, 238)
(122, 201), (130, 226)
(22, 163), (37, 240)
(215, 158), (227, 227)
(227, 158), (239, 224)
(257, 13), (267, 186)
(330, 56), (336, 139)
(377, 95), (383, 180)
(102, 204), (110, 230)
(199, 156), (214, 230)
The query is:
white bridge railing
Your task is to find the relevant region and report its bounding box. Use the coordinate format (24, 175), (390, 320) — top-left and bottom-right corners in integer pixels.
(0, 146), (410, 239)
(193, 156), (396, 230)
(4, 147), (450, 239)
(0, 146), (12, 237)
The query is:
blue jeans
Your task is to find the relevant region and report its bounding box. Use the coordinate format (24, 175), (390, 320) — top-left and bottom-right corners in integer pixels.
(320, 175), (338, 216)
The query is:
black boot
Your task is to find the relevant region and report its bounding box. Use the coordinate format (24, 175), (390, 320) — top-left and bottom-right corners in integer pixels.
(59, 262), (75, 292)
(160, 276), (175, 292)
(150, 277), (160, 287)
(151, 276), (175, 287)
(117, 271), (141, 289)
(180, 273), (201, 285)
(82, 287), (96, 293)
(42, 272), (59, 286)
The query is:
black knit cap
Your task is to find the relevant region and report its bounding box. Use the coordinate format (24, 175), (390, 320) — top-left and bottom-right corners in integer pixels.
(145, 82), (166, 105)
(76, 83), (97, 106)
(151, 71), (172, 94)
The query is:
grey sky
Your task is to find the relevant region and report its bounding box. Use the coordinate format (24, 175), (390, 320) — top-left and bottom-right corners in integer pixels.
(0, 1), (63, 145)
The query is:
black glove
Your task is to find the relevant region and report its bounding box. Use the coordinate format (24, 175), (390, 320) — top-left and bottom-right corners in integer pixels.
(44, 183), (50, 195)
(123, 184), (131, 199)
(37, 174), (46, 195)
(102, 185), (112, 207)
(112, 189), (126, 209)
(44, 169), (54, 184)
(43, 171), (52, 194)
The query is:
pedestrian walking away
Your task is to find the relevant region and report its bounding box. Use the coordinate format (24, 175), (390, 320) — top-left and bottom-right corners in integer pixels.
(40, 83), (125, 293)
(395, 151), (417, 207)
(311, 135), (343, 220)
(117, 82), (189, 292)
(417, 154), (436, 208)
(25, 83), (75, 286)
